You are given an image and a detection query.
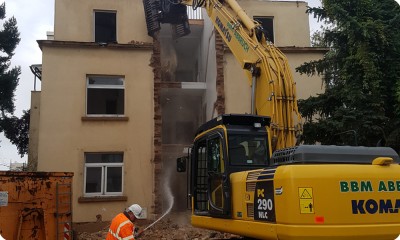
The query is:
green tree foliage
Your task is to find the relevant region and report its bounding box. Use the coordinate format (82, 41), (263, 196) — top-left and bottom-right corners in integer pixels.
(296, 0), (400, 152)
(0, 2), (28, 157)
(1, 110), (29, 156)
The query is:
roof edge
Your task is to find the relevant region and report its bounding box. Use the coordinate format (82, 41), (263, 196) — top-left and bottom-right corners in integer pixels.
(37, 40), (153, 50)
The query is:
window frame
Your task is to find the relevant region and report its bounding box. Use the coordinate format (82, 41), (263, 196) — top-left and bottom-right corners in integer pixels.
(83, 153), (124, 197)
(93, 10), (117, 43)
(86, 75), (125, 117)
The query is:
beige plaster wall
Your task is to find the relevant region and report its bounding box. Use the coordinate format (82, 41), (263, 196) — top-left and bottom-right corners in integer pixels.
(202, 13), (219, 120)
(237, 0), (311, 47)
(285, 52), (325, 100)
(37, 46), (154, 222)
(54, 0), (152, 43)
(224, 51), (324, 114)
(224, 53), (251, 114)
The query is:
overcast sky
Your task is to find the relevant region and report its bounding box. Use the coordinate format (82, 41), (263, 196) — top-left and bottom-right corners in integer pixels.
(0, 0), (53, 170)
(0, 0), (399, 170)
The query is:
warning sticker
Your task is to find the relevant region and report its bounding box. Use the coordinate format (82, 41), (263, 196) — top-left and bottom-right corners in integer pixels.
(298, 188), (314, 214)
(0, 191), (8, 207)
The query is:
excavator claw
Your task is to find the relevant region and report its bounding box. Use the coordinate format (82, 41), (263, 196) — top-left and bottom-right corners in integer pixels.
(143, 0), (191, 38)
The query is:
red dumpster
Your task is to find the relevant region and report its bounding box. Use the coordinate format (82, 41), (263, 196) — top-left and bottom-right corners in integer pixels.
(0, 171), (73, 240)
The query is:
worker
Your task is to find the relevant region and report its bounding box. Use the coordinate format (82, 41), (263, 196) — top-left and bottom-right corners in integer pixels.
(106, 204), (144, 240)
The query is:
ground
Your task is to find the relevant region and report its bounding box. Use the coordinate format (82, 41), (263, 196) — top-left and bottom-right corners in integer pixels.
(74, 212), (243, 240)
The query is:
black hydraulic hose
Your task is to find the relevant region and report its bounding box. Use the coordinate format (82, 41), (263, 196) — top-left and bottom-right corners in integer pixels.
(193, 0), (205, 10)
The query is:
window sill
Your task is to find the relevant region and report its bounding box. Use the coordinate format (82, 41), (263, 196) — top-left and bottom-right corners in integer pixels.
(78, 195), (128, 203)
(82, 116), (129, 121)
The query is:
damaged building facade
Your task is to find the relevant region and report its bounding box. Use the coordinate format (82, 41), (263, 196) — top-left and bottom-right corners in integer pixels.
(29, 0), (326, 222)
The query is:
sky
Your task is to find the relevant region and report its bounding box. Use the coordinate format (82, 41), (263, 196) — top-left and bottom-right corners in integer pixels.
(0, 0), (53, 169)
(0, 0), (399, 170)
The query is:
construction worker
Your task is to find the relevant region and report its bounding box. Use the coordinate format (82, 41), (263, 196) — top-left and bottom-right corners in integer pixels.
(106, 204), (143, 240)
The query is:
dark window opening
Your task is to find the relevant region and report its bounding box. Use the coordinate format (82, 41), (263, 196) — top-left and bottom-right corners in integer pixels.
(254, 16), (274, 43)
(85, 167), (102, 193)
(95, 11), (117, 43)
(106, 167), (123, 192)
(87, 89), (124, 114)
(86, 76), (124, 115)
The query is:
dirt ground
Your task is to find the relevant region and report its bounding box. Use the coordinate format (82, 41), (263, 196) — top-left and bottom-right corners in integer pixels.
(74, 212), (243, 240)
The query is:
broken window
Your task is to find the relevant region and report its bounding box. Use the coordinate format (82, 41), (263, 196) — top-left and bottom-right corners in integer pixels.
(254, 16), (274, 43)
(84, 153), (123, 196)
(94, 11), (117, 43)
(86, 75), (124, 116)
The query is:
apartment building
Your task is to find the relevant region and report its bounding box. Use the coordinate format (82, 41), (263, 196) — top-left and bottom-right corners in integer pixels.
(29, 0), (326, 222)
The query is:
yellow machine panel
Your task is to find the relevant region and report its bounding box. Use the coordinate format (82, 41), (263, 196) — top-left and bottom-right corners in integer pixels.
(224, 161), (400, 239)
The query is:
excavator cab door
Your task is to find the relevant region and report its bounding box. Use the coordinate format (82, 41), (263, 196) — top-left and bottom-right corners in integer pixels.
(192, 130), (231, 218)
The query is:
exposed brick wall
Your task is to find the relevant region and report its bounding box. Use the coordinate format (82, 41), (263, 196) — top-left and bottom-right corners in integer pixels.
(150, 31), (226, 217)
(215, 32), (225, 115)
(150, 38), (162, 216)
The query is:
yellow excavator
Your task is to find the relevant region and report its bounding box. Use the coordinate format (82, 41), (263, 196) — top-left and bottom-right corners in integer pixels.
(143, 0), (400, 239)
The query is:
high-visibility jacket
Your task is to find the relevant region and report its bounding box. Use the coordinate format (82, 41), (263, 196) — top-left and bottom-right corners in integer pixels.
(106, 213), (135, 240)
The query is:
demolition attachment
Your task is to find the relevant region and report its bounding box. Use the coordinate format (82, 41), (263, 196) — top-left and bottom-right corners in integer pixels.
(143, 0), (191, 38)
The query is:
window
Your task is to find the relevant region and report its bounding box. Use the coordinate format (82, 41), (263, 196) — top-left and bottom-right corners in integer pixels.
(208, 136), (224, 210)
(86, 75), (124, 116)
(228, 134), (269, 166)
(94, 11), (117, 43)
(84, 153), (123, 196)
(254, 16), (274, 43)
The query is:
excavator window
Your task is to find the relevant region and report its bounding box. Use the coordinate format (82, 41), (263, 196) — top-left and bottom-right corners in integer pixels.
(193, 140), (208, 213)
(207, 137), (224, 211)
(228, 134), (269, 166)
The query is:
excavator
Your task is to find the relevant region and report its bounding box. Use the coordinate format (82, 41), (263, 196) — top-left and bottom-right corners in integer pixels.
(143, 0), (400, 239)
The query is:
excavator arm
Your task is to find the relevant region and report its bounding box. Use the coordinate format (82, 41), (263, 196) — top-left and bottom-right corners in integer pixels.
(143, 0), (302, 150)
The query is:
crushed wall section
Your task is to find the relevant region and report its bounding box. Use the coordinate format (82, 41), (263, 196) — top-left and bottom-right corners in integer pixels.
(215, 32), (225, 115)
(151, 38), (163, 216)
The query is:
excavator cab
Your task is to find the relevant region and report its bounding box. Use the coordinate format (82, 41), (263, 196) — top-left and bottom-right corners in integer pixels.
(178, 114), (271, 218)
(178, 115), (400, 240)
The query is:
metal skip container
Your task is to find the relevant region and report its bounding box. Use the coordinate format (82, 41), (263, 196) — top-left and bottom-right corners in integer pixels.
(0, 171), (73, 240)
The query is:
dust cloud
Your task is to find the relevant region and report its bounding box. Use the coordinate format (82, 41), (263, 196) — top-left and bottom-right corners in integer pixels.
(160, 38), (178, 82)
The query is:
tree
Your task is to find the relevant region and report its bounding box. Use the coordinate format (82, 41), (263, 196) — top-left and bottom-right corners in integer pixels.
(1, 110), (29, 157)
(0, 2), (28, 157)
(296, 0), (400, 152)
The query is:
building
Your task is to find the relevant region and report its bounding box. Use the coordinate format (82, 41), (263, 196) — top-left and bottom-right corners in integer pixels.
(29, 0), (326, 222)
(9, 161), (26, 171)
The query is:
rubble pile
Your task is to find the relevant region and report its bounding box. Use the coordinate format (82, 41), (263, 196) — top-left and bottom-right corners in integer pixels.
(75, 217), (242, 240)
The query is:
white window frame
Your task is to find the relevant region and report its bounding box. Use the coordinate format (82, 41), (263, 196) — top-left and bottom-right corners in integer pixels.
(93, 10), (117, 43)
(84, 153), (124, 197)
(86, 75), (125, 117)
